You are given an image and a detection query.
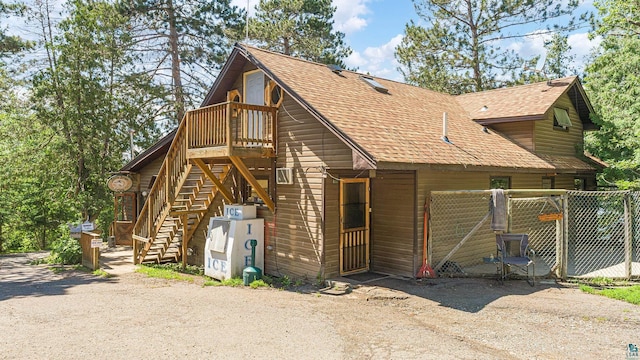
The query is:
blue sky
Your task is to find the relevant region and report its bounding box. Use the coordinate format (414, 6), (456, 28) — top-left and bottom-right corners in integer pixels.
(234, 0), (601, 82)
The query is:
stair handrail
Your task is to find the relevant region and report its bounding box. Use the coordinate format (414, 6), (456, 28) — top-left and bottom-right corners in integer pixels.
(132, 112), (189, 262)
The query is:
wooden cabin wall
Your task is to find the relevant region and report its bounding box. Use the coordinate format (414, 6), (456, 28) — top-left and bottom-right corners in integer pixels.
(534, 93), (584, 156)
(489, 121), (534, 151)
(270, 94), (354, 279)
(137, 157), (164, 192)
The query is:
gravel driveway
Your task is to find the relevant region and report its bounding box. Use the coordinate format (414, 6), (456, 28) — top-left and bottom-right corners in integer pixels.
(1, 248), (639, 359)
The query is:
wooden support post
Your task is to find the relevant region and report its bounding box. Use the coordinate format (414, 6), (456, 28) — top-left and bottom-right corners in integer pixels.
(229, 156), (275, 212)
(133, 237), (138, 265)
(181, 213), (188, 270)
(191, 158), (235, 203)
(92, 245), (100, 270)
(169, 209), (206, 270)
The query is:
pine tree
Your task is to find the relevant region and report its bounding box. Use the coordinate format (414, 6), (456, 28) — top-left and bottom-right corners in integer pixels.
(248, 0), (351, 67)
(396, 0), (581, 94)
(119, 0), (245, 123)
(544, 33), (576, 79)
(30, 0), (163, 220)
(584, 0), (640, 189)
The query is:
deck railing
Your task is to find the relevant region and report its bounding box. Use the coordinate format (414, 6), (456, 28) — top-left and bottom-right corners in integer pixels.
(187, 102), (277, 150)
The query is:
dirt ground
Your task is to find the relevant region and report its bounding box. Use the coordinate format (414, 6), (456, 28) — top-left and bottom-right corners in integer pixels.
(1, 248), (639, 360)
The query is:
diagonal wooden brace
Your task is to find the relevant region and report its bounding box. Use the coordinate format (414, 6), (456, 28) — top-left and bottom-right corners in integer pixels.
(229, 156), (275, 212)
(191, 158), (235, 204)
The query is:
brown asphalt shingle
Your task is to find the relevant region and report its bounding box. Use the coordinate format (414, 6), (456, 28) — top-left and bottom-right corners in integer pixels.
(455, 77), (577, 123)
(243, 45), (585, 171)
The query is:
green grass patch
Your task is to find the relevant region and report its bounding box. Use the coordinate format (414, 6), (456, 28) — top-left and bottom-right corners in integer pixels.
(136, 265), (195, 283)
(92, 269), (111, 278)
(580, 284), (640, 305)
(143, 263), (204, 276)
(249, 279), (270, 289)
(203, 277), (244, 287)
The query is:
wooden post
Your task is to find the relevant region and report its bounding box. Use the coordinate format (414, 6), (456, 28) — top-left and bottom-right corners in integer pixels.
(271, 108), (277, 151)
(181, 213), (188, 270)
(226, 102), (233, 155)
(92, 245), (99, 270)
(230, 156), (275, 212)
(133, 237), (138, 265)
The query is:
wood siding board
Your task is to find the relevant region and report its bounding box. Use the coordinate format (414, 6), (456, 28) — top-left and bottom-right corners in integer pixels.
(268, 96), (354, 278)
(534, 94), (584, 156)
(138, 157), (164, 193)
(490, 121), (534, 151)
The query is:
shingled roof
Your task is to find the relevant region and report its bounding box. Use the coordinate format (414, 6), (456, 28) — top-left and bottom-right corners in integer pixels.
(456, 76), (597, 130)
(235, 44), (579, 171)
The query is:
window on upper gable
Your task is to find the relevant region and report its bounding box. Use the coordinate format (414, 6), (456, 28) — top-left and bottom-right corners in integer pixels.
(553, 107), (572, 130)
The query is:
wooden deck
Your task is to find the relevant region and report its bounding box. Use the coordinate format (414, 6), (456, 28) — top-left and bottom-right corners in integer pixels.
(186, 102), (277, 160)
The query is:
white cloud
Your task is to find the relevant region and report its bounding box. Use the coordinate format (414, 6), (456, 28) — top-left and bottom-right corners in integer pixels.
(567, 32), (601, 73)
(345, 34), (404, 80)
(505, 30), (552, 62)
(230, 0), (258, 16)
(505, 30), (602, 74)
(333, 0), (371, 35)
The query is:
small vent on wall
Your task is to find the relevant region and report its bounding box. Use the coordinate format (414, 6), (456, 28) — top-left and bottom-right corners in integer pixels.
(276, 168), (294, 185)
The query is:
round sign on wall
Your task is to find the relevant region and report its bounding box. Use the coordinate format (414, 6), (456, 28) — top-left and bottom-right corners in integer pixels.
(107, 174), (133, 192)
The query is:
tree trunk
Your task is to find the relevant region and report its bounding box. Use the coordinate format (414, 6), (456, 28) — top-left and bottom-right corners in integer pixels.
(467, 1), (482, 92)
(167, 0), (185, 122)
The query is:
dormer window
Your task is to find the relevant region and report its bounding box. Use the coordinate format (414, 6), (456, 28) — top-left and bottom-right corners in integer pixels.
(553, 108), (572, 130)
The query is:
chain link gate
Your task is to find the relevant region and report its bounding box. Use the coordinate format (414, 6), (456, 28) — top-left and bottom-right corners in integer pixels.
(429, 190), (640, 280)
(429, 190), (564, 278)
(510, 196), (563, 277)
(566, 191), (638, 279)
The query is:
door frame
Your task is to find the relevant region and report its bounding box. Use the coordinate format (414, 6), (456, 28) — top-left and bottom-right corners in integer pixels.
(339, 178), (370, 275)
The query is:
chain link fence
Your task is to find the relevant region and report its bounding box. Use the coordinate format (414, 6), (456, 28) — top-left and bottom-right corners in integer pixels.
(429, 190), (640, 280)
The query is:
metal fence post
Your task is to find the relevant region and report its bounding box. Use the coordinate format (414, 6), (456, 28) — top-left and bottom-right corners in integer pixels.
(561, 193), (569, 280)
(624, 192), (632, 279)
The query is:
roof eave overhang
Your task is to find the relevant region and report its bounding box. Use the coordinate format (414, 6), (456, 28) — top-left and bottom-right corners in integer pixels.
(120, 129), (177, 172)
(564, 78), (600, 131)
(474, 114), (546, 125)
(375, 161), (556, 173)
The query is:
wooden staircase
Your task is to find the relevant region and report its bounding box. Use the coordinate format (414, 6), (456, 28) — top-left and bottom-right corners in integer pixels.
(132, 101), (278, 266)
(140, 164), (232, 264)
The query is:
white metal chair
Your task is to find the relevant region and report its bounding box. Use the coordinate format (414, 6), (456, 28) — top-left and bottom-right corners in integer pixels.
(496, 233), (535, 286)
